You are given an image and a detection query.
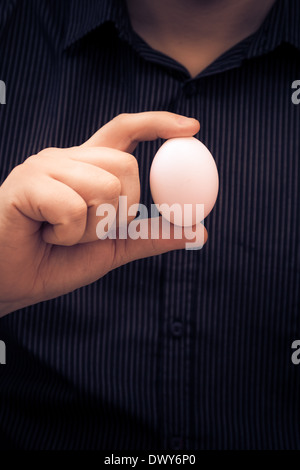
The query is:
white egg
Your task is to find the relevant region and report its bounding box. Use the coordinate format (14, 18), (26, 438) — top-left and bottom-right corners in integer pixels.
(150, 137), (219, 226)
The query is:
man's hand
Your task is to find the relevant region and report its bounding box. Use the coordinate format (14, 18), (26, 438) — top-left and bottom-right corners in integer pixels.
(0, 112), (206, 317)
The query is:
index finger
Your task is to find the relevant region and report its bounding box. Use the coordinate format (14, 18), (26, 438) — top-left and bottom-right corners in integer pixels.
(82, 112), (200, 153)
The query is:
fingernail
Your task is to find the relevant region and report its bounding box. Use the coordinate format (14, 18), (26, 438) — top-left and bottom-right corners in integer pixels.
(177, 116), (198, 126)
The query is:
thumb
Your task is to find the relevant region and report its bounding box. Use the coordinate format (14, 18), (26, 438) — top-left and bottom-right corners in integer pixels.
(112, 218), (208, 268)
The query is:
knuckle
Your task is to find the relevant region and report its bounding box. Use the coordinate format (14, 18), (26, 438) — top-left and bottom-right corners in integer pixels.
(36, 147), (58, 159)
(102, 174), (122, 200)
(23, 147), (61, 168)
(113, 113), (130, 125)
(8, 163), (24, 179)
(1, 163), (29, 200)
(65, 200), (87, 224)
(121, 153), (139, 175)
(22, 154), (40, 167)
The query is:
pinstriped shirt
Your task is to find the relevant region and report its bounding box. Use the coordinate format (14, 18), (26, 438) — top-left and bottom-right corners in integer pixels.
(0, 0), (299, 450)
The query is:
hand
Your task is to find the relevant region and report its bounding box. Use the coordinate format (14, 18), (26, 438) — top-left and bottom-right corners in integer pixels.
(0, 112), (207, 317)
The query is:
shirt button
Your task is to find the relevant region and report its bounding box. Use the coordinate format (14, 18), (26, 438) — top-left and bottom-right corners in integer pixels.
(170, 321), (184, 337)
(170, 436), (183, 450)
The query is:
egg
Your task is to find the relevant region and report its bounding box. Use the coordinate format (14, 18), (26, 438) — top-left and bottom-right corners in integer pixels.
(149, 137), (219, 227)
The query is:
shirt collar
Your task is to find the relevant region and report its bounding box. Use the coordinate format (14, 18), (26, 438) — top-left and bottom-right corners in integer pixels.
(246, 0), (300, 58)
(63, 0), (130, 50)
(63, 0), (300, 52)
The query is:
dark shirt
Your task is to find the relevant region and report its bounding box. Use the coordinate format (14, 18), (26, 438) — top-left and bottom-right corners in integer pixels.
(0, 0), (299, 450)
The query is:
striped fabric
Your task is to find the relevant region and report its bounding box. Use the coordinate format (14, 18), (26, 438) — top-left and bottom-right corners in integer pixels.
(0, 0), (299, 450)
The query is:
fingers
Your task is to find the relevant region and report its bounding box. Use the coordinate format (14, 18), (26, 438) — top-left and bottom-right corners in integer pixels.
(41, 181), (88, 246)
(66, 146), (141, 226)
(45, 159), (122, 205)
(18, 176), (89, 245)
(43, 160), (122, 243)
(36, 147), (140, 239)
(82, 111), (200, 153)
(2, 146), (140, 246)
(6, 167), (121, 245)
